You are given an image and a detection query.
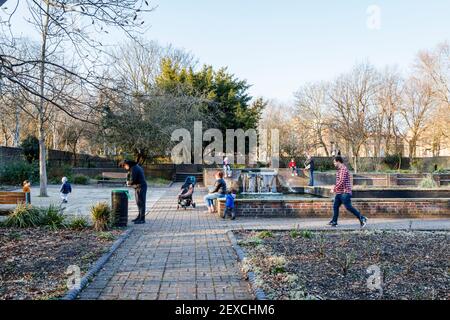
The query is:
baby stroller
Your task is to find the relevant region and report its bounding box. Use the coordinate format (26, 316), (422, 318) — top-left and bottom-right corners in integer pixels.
(177, 176), (197, 210)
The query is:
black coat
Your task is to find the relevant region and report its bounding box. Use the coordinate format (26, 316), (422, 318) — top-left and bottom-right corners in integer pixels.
(127, 164), (147, 189)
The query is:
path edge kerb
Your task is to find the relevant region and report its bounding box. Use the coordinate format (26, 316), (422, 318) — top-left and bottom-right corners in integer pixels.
(226, 230), (267, 301)
(62, 228), (134, 300)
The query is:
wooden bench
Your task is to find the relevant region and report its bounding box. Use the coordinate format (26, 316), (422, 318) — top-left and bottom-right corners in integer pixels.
(0, 192), (27, 205)
(97, 172), (128, 187)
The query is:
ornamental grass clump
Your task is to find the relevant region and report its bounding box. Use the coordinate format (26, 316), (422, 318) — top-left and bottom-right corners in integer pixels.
(40, 205), (67, 230)
(3, 203), (42, 228)
(68, 216), (90, 230)
(91, 202), (111, 231)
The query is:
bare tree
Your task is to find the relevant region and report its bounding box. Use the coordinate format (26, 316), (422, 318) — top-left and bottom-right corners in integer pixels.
(399, 76), (435, 159)
(328, 63), (379, 172)
(414, 43), (450, 155)
(294, 82), (331, 156)
(110, 39), (197, 94)
(1, 0), (154, 196)
(372, 67), (403, 157)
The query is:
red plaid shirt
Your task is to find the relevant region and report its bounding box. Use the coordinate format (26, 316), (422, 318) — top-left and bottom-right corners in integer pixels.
(334, 165), (352, 195)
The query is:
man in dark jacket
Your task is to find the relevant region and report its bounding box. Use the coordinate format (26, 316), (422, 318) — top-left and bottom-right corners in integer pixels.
(123, 160), (148, 224)
(304, 153), (315, 186)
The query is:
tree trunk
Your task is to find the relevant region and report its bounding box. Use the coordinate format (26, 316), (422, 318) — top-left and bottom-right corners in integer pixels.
(318, 133), (329, 157)
(38, 1), (50, 197)
(38, 116), (48, 197)
(13, 105), (20, 147)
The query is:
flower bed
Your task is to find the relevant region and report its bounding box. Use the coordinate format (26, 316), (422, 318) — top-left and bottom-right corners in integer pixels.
(0, 227), (122, 300)
(235, 230), (449, 300)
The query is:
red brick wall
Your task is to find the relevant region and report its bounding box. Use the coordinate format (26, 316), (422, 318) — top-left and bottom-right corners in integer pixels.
(217, 199), (450, 218)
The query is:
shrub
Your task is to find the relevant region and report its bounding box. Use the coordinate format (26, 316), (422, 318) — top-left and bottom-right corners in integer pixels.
(256, 230), (273, 239)
(418, 176), (438, 189)
(383, 154), (402, 170)
(91, 202), (111, 231)
(21, 135), (40, 163)
(40, 205), (67, 230)
(0, 161), (39, 185)
(3, 204), (42, 228)
(68, 216), (90, 230)
(47, 164), (73, 184)
(73, 174), (90, 185)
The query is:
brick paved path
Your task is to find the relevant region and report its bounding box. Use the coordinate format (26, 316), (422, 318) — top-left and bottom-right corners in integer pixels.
(79, 186), (252, 300)
(79, 185), (450, 300)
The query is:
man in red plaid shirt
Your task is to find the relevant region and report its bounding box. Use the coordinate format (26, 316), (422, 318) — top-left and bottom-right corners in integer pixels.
(329, 156), (368, 228)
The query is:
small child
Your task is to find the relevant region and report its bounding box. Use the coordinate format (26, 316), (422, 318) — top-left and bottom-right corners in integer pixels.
(60, 177), (72, 204)
(22, 180), (31, 204)
(223, 189), (237, 220)
(223, 157), (232, 178)
(289, 158), (297, 176)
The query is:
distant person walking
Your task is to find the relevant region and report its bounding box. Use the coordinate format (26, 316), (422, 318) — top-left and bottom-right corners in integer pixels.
(304, 153), (315, 186)
(329, 156), (367, 228)
(204, 171), (227, 214)
(60, 177), (72, 204)
(123, 160), (147, 224)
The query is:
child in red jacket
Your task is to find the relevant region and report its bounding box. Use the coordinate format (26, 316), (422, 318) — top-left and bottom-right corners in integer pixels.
(288, 158), (298, 176)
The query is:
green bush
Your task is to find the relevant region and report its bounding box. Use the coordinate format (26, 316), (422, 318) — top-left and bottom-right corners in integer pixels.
(73, 174), (90, 185)
(3, 204), (42, 228)
(314, 158), (335, 172)
(47, 164), (73, 184)
(0, 161), (39, 185)
(21, 135), (40, 163)
(383, 154), (402, 170)
(91, 202), (111, 231)
(40, 205), (67, 230)
(68, 216), (90, 230)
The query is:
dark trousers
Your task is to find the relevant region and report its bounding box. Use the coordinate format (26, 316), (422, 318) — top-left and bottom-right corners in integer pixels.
(332, 193), (362, 223)
(309, 169), (314, 186)
(135, 186), (147, 221)
(223, 207), (236, 219)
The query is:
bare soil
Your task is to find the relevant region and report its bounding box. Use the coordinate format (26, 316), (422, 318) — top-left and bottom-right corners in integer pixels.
(235, 230), (449, 300)
(0, 227), (122, 300)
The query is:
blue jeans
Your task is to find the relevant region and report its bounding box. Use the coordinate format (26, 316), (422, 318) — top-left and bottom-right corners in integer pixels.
(204, 193), (225, 208)
(332, 193), (362, 223)
(309, 169), (314, 186)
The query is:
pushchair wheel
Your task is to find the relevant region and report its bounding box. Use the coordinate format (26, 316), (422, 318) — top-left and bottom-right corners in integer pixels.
(192, 202), (196, 208)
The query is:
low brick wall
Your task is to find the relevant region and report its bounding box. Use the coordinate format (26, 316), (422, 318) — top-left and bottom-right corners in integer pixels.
(217, 198), (450, 219)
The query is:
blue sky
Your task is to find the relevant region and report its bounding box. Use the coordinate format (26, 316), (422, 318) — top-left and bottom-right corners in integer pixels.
(6, 0), (450, 102)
